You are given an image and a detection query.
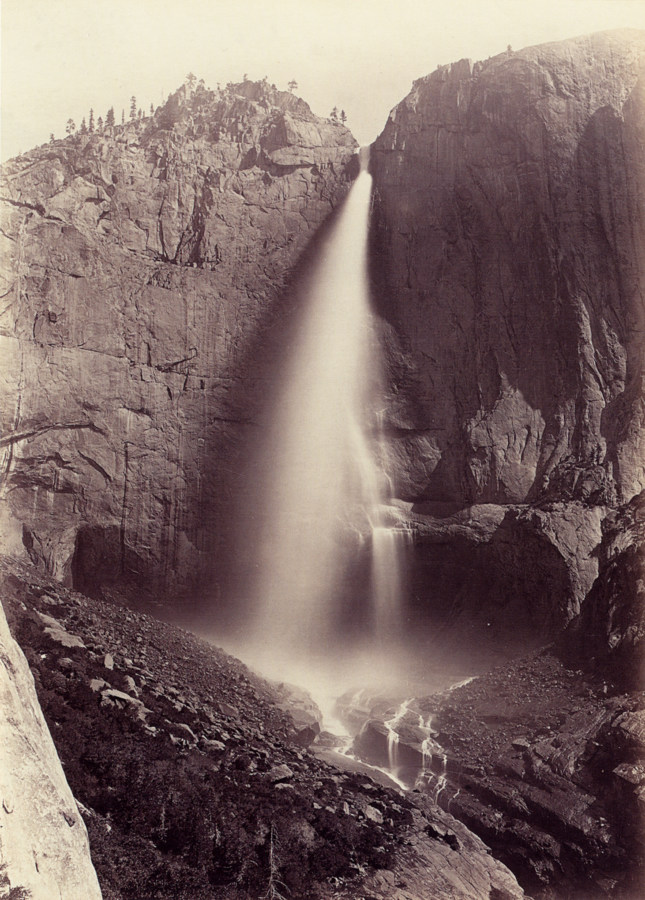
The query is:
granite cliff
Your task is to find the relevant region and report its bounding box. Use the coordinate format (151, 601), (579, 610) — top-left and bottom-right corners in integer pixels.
(370, 29), (645, 645)
(0, 591), (102, 898)
(361, 31), (645, 897)
(1, 32), (644, 900)
(0, 79), (356, 601)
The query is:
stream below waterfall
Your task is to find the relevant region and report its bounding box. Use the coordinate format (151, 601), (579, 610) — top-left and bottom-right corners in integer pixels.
(218, 151), (478, 794)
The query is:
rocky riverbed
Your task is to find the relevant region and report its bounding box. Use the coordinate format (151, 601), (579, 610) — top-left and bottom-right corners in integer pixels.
(344, 653), (644, 899)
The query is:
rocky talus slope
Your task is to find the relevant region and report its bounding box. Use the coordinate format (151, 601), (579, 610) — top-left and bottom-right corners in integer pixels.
(370, 30), (645, 642)
(1, 556), (524, 900)
(0, 80), (356, 600)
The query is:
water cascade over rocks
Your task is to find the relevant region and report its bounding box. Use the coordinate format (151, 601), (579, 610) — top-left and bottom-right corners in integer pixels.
(236, 152), (410, 702)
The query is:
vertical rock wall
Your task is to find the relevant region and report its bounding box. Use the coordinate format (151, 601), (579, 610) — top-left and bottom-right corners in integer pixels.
(0, 81), (356, 600)
(371, 30), (645, 508)
(368, 31), (645, 641)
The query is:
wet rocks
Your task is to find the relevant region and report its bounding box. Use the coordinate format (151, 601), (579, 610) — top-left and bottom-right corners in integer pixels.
(416, 652), (645, 897)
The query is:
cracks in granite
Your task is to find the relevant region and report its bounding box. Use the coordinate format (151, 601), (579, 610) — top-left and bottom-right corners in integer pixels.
(0, 421), (106, 449)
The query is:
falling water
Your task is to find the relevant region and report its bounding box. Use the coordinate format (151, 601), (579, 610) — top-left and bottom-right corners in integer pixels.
(242, 151), (408, 678)
(384, 697), (414, 776)
(434, 753), (449, 804)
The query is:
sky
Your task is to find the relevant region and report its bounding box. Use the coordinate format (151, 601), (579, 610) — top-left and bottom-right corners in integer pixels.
(2, 0), (644, 160)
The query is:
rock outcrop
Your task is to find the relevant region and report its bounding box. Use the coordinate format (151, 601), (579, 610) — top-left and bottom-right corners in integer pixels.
(0, 80), (356, 600)
(370, 30), (645, 641)
(372, 30), (645, 509)
(0, 596), (102, 898)
(559, 489), (645, 689)
(401, 500), (604, 642)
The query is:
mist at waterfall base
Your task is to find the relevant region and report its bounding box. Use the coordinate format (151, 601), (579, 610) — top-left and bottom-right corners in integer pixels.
(215, 159), (471, 724)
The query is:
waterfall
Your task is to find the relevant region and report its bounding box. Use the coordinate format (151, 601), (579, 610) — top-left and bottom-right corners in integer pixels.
(241, 152), (409, 677)
(434, 753), (448, 804)
(384, 698), (412, 776)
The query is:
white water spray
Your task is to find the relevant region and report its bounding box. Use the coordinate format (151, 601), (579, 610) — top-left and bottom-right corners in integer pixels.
(434, 753), (449, 804)
(243, 154), (409, 680)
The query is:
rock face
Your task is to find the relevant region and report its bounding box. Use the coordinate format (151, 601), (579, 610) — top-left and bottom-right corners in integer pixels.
(402, 500), (604, 641)
(0, 597), (102, 898)
(370, 30), (645, 640)
(372, 30), (645, 509)
(415, 653), (645, 898)
(0, 80), (356, 599)
(560, 490), (645, 689)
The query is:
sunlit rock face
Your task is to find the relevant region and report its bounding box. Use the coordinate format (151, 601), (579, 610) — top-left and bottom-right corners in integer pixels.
(0, 600), (102, 898)
(0, 80), (356, 600)
(370, 30), (645, 642)
(371, 30), (645, 508)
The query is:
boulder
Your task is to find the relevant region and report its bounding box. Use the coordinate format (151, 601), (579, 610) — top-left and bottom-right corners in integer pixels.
(0, 601), (102, 898)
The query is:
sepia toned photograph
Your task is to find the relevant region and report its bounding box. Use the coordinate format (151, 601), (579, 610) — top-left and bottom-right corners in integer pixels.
(1, 1), (644, 897)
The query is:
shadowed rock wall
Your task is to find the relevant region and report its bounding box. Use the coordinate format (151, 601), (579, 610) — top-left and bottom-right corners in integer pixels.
(370, 30), (645, 642)
(371, 30), (645, 508)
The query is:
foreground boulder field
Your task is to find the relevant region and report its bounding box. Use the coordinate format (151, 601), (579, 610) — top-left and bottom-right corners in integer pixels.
(0, 28), (644, 900)
(0, 557), (524, 900)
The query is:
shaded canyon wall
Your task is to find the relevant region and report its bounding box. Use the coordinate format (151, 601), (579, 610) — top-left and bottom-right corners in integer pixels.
(370, 30), (645, 645)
